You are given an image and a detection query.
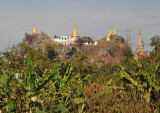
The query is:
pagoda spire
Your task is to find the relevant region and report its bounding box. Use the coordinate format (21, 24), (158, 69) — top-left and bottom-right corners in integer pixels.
(135, 29), (144, 53)
(109, 27), (112, 36)
(72, 25), (78, 37)
(33, 26), (37, 34)
(106, 32), (110, 40)
(113, 26), (117, 35)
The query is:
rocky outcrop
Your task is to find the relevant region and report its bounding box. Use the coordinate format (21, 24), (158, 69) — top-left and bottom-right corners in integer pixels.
(22, 32), (76, 59)
(98, 35), (125, 44)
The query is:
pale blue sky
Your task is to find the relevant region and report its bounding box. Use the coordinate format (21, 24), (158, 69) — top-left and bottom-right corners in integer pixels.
(0, 0), (160, 52)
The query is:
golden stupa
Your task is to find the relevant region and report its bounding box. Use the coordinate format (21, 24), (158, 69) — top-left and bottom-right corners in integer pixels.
(109, 27), (112, 36)
(33, 26), (37, 34)
(113, 26), (117, 35)
(107, 32), (110, 40)
(72, 25), (78, 37)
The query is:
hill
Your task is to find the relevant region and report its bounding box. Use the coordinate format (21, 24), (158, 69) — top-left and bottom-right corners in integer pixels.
(14, 32), (130, 66)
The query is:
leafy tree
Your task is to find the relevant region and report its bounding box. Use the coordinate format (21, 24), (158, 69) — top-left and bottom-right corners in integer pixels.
(75, 38), (84, 47)
(150, 35), (160, 60)
(75, 36), (93, 47)
(82, 36), (93, 41)
(45, 44), (58, 60)
(120, 47), (134, 66)
(150, 35), (160, 51)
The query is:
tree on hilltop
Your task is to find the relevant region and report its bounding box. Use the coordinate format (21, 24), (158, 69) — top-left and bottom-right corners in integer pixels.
(150, 35), (160, 51)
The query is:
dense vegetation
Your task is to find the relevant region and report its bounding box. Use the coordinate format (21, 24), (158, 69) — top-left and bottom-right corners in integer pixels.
(0, 36), (160, 113)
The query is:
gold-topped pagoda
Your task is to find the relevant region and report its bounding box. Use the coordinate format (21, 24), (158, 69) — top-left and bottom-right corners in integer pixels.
(113, 26), (117, 36)
(72, 25), (79, 37)
(109, 27), (112, 36)
(106, 32), (110, 41)
(33, 26), (37, 34)
(106, 27), (113, 41)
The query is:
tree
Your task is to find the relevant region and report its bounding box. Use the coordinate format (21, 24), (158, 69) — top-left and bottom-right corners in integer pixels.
(150, 35), (160, 51)
(45, 43), (58, 60)
(150, 35), (160, 61)
(82, 36), (93, 41)
(75, 37), (84, 47)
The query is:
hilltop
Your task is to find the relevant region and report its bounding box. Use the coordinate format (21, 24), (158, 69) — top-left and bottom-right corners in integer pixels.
(11, 31), (130, 67)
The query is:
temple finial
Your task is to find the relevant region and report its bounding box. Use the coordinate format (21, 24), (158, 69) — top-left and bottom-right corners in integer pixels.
(106, 32), (110, 40)
(113, 26), (117, 35)
(72, 25), (78, 37)
(33, 25), (37, 34)
(109, 27), (112, 36)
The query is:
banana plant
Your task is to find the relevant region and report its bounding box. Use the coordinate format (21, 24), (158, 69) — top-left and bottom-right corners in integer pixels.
(46, 62), (91, 112)
(0, 49), (92, 112)
(0, 57), (58, 112)
(119, 60), (160, 103)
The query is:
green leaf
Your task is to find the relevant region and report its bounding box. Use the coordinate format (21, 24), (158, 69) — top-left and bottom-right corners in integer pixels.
(63, 63), (74, 85)
(106, 79), (112, 85)
(55, 103), (69, 113)
(61, 93), (67, 97)
(74, 98), (85, 104)
(155, 62), (160, 76)
(147, 75), (160, 91)
(7, 99), (16, 113)
(120, 65), (143, 91)
(27, 57), (35, 91)
(93, 88), (113, 99)
(82, 74), (91, 81)
(36, 74), (54, 92)
(66, 65), (74, 84)
(0, 80), (14, 97)
(77, 84), (82, 96)
(34, 110), (45, 113)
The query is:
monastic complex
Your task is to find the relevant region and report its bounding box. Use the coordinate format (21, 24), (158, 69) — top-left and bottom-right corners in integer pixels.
(29, 26), (148, 57)
(21, 25), (150, 61)
(30, 25), (125, 46)
(31, 25), (123, 45)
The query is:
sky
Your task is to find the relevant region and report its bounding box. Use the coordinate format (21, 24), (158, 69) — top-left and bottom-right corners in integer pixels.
(0, 0), (160, 52)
